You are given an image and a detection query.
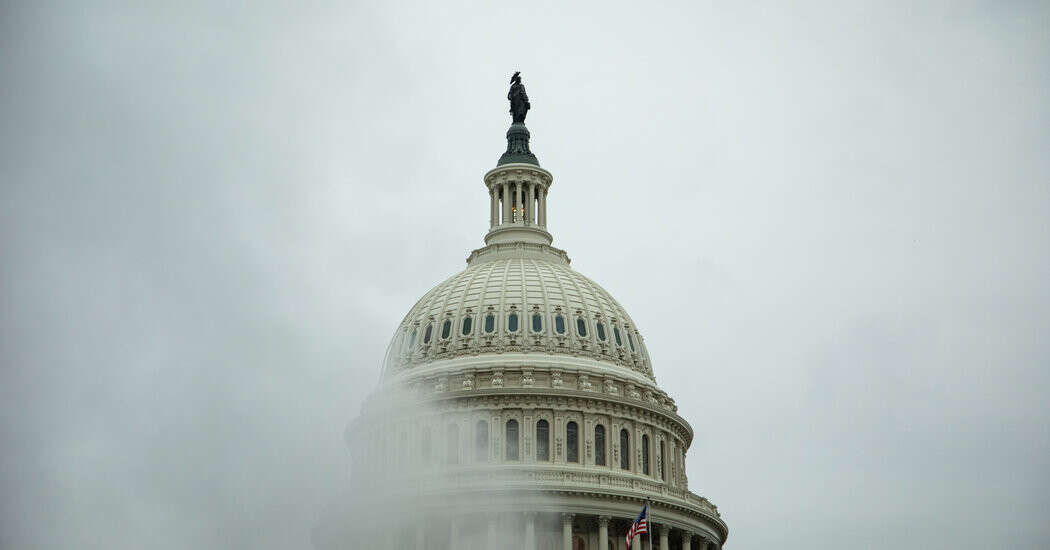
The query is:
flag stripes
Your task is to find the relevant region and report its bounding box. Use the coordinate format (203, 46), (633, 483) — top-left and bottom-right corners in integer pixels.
(625, 504), (649, 549)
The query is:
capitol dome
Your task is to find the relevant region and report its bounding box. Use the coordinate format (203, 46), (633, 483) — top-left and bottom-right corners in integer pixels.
(384, 253), (657, 384)
(316, 76), (727, 550)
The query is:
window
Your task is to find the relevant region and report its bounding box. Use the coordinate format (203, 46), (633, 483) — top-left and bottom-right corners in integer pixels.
(462, 316), (473, 336)
(627, 331), (635, 351)
(642, 434), (650, 475)
(576, 317), (588, 337)
(596, 321), (606, 342)
(660, 441), (666, 481)
(484, 313), (495, 334)
(423, 323), (433, 344)
(532, 312), (543, 333)
(554, 314), (566, 334)
(619, 429), (630, 470)
(409, 328), (417, 348)
(441, 319), (452, 340)
(475, 420), (489, 461)
(566, 421), (579, 463)
(446, 424), (459, 465)
(613, 326), (622, 346)
(536, 419), (550, 461)
(505, 420), (519, 460)
(508, 312), (519, 333)
(594, 425), (606, 466)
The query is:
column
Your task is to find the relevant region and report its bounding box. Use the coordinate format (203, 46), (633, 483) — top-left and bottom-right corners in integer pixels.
(538, 187), (547, 227)
(514, 181), (522, 223)
(524, 513), (536, 550)
(561, 513), (574, 550)
(526, 181), (535, 224)
(449, 516), (459, 550)
(598, 516), (610, 550)
(502, 181), (511, 223)
(659, 525), (669, 550)
(681, 531), (692, 550)
(486, 514), (498, 548)
(415, 522), (426, 550)
(490, 187), (498, 228)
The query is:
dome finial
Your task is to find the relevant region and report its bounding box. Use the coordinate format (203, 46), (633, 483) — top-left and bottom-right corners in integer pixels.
(499, 72), (539, 166)
(508, 71), (529, 123)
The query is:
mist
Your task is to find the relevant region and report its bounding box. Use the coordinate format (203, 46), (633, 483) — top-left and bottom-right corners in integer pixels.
(2, 2), (1048, 549)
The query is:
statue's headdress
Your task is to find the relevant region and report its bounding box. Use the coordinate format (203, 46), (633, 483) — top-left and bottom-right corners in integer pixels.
(511, 71), (521, 84)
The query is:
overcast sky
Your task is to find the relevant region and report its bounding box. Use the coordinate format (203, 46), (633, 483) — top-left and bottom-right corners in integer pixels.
(2, 2), (1048, 549)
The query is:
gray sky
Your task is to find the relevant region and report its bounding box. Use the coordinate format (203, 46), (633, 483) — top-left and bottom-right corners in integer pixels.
(2, 2), (1048, 549)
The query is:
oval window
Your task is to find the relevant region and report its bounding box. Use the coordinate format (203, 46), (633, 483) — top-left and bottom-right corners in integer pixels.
(596, 321), (606, 342)
(423, 324), (433, 344)
(554, 315), (566, 334)
(576, 317), (588, 337)
(441, 319), (451, 340)
(462, 316), (472, 335)
(508, 312), (519, 333)
(531, 313), (542, 333)
(613, 326), (622, 346)
(627, 331), (635, 351)
(484, 313), (495, 334)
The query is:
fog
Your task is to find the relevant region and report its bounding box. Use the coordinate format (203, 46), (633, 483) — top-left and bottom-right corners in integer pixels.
(1, 2), (1048, 549)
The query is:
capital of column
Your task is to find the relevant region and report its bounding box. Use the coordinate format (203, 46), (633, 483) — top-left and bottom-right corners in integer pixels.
(561, 513), (575, 523)
(659, 524), (670, 536)
(598, 515), (611, 527)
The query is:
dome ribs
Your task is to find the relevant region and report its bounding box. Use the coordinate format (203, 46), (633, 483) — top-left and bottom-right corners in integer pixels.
(390, 258), (657, 381)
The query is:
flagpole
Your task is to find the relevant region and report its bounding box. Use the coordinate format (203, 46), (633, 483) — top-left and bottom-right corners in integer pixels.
(647, 498), (654, 550)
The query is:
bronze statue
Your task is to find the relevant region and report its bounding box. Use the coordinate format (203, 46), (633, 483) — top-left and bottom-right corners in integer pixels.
(508, 71), (530, 124)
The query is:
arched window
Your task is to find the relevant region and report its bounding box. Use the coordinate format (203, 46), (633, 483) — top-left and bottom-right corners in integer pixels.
(576, 317), (588, 337)
(475, 420), (488, 461)
(596, 321), (607, 342)
(594, 425), (606, 466)
(613, 326), (622, 346)
(446, 424), (459, 465)
(566, 421), (579, 463)
(642, 434), (650, 475)
(421, 428), (432, 461)
(532, 312), (543, 333)
(508, 312), (519, 333)
(408, 327), (417, 349)
(536, 419), (550, 461)
(505, 420), (519, 461)
(554, 314), (566, 334)
(462, 316), (473, 336)
(619, 429), (630, 470)
(660, 440), (666, 481)
(423, 323), (433, 344)
(484, 313), (496, 334)
(627, 330), (636, 351)
(440, 319), (452, 340)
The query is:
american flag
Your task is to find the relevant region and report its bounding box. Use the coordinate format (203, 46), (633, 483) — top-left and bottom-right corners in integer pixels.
(625, 503), (648, 549)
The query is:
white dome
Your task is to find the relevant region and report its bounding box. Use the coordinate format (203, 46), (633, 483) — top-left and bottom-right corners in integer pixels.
(385, 248), (654, 381)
